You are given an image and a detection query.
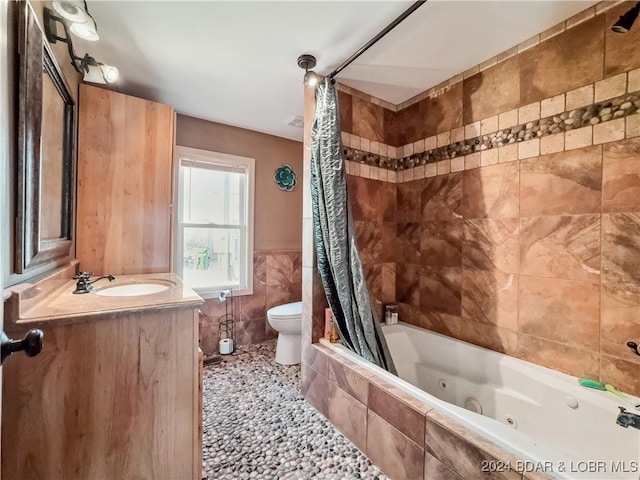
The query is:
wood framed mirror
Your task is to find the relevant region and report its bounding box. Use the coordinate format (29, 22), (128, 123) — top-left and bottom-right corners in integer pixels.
(15, 1), (75, 273)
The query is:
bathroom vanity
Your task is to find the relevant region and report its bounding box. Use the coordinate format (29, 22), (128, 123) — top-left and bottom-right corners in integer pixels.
(2, 265), (203, 479)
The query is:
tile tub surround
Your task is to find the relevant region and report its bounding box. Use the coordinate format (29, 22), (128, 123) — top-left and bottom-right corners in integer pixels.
(301, 2), (640, 478)
(304, 1), (640, 394)
(347, 175), (397, 321)
(301, 343), (543, 480)
(198, 251), (301, 353)
(349, 139), (640, 395)
(201, 340), (390, 480)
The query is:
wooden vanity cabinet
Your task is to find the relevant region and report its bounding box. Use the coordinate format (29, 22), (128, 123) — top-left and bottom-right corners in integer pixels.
(2, 305), (202, 479)
(76, 84), (174, 276)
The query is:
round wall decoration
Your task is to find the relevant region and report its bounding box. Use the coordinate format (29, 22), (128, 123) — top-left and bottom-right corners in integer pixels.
(274, 164), (296, 191)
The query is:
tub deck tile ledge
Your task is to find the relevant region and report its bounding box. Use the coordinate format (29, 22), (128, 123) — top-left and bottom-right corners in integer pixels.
(427, 409), (529, 477)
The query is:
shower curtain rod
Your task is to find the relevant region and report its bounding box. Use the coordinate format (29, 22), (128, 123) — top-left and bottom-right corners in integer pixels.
(328, 0), (427, 80)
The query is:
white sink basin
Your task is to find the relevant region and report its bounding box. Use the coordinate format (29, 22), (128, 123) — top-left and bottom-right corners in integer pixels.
(95, 283), (171, 297)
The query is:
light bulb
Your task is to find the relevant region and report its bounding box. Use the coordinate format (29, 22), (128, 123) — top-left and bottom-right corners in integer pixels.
(52, 0), (88, 22)
(83, 63), (119, 84)
(70, 18), (99, 41)
(101, 65), (119, 83)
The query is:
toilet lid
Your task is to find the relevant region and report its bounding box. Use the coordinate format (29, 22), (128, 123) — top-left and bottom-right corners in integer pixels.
(268, 301), (302, 319)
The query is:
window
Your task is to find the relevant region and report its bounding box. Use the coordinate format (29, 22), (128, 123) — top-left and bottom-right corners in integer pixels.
(174, 146), (254, 298)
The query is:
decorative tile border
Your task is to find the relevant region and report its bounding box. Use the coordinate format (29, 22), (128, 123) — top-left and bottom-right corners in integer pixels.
(342, 148), (398, 170)
(397, 90), (639, 170)
(342, 69), (640, 183)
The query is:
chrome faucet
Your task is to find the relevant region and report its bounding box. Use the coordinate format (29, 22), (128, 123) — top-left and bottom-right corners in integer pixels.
(616, 407), (640, 430)
(72, 272), (116, 294)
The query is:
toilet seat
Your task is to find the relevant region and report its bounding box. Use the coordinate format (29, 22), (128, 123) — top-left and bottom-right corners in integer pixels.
(267, 301), (302, 319)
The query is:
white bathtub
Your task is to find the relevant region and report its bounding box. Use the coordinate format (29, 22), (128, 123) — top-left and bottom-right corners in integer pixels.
(322, 322), (640, 480)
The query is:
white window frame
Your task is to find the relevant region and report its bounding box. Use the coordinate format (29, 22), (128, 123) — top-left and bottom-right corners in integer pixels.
(172, 145), (254, 299)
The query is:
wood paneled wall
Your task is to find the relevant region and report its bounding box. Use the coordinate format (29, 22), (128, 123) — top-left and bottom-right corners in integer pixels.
(77, 84), (174, 275)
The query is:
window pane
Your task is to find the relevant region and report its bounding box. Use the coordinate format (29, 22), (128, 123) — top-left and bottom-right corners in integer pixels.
(175, 147), (254, 296)
(182, 227), (241, 289)
(181, 165), (242, 225)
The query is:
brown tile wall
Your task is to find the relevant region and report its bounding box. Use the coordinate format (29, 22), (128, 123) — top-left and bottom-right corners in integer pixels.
(338, 1), (640, 395)
(347, 175), (397, 320)
(464, 56), (521, 125)
(198, 250), (301, 353)
(394, 140), (640, 393)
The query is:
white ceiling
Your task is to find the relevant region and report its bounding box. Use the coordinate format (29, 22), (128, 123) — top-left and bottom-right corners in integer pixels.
(76, 1), (599, 141)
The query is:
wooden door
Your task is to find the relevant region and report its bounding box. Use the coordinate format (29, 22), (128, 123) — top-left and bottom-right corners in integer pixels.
(76, 84), (174, 275)
(0, 0), (10, 473)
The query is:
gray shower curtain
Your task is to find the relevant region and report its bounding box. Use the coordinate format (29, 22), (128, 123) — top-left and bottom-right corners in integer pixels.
(310, 78), (396, 375)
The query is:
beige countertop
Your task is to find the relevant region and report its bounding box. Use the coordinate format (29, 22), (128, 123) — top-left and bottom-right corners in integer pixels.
(6, 272), (203, 326)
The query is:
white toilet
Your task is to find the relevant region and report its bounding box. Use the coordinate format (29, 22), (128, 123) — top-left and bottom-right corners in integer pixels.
(267, 301), (302, 365)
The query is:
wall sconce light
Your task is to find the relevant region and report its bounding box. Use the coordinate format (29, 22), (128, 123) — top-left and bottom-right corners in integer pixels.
(80, 56), (119, 84)
(611, 1), (640, 33)
(44, 5), (118, 84)
(52, 1), (99, 41)
(297, 54), (321, 87)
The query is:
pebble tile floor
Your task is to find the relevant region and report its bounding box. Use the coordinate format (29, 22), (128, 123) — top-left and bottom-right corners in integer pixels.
(202, 340), (391, 480)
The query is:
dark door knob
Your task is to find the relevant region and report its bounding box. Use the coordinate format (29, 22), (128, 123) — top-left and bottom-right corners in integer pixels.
(0, 329), (44, 365)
